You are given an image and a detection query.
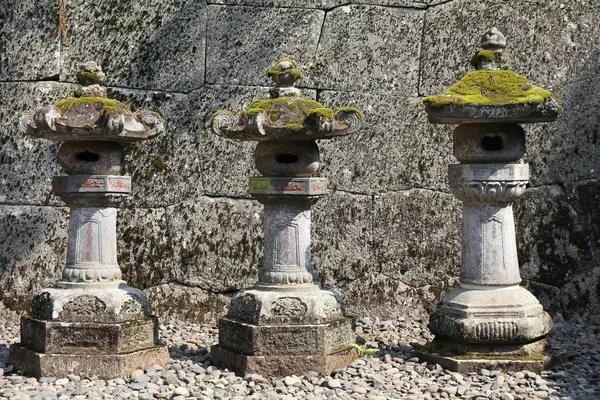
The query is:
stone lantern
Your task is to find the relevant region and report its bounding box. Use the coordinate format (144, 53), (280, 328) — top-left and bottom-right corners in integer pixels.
(420, 29), (561, 371)
(209, 58), (363, 377)
(10, 62), (170, 378)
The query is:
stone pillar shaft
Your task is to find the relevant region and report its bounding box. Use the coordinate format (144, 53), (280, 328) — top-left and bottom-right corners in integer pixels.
(63, 206), (122, 284)
(449, 162), (528, 287)
(461, 205), (519, 286)
(259, 203), (316, 286)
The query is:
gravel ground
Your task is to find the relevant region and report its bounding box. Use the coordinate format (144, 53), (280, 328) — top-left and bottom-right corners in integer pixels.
(1, 313), (599, 400)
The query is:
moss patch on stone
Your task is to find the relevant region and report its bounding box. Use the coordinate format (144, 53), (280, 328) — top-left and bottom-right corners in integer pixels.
(56, 97), (131, 116)
(210, 110), (236, 126)
(423, 70), (554, 108)
(308, 107), (334, 120)
(267, 57), (303, 84)
(282, 123), (302, 131)
(242, 96), (334, 127)
(419, 342), (544, 361)
(334, 107), (365, 121)
(152, 155), (167, 171)
(77, 70), (103, 82)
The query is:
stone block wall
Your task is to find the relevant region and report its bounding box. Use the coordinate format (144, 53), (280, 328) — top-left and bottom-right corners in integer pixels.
(1, 0), (599, 323)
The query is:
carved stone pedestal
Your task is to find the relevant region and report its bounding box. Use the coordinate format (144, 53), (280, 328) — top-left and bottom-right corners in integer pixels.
(211, 180), (356, 377)
(210, 58), (363, 377)
(11, 62), (169, 378)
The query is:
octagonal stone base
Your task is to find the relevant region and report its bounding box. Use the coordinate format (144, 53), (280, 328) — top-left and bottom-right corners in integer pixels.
(9, 344), (170, 379)
(214, 286), (356, 377)
(211, 345), (357, 378)
(10, 285), (168, 378)
(20, 316), (157, 355)
(429, 286), (552, 344)
(218, 317), (354, 356)
(415, 338), (554, 373)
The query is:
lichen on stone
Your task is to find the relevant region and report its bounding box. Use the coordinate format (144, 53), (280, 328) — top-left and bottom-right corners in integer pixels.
(423, 70), (554, 108)
(55, 97), (131, 116)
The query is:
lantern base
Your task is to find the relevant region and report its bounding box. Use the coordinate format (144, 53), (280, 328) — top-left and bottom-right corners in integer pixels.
(211, 343), (357, 378)
(414, 337), (554, 373)
(10, 284), (169, 378)
(9, 344), (170, 379)
(429, 285), (552, 344)
(213, 314), (356, 378)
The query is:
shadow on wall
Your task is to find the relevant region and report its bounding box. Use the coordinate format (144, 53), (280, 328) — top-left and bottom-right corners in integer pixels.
(516, 68), (600, 318)
(0, 206), (68, 313)
(127, 0), (205, 92)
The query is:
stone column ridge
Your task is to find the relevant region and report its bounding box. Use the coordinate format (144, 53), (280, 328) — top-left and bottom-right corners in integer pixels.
(449, 164), (529, 205)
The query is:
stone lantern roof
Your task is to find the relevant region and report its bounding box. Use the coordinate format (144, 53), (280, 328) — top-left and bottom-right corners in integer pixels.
(211, 58), (363, 141)
(19, 61), (165, 142)
(423, 28), (561, 124)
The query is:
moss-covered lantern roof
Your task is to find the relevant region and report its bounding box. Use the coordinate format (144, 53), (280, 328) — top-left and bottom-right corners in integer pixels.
(423, 28), (561, 124)
(19, 61), (165, 142)
(211, 58), (363, 141)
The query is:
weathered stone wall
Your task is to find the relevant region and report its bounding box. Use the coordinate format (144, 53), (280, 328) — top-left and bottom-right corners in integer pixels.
(1, 0), (599, 323)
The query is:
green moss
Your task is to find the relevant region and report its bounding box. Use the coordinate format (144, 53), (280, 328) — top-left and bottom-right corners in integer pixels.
(74, 89), (85, 98)
(243, 108), (264, 117)
(83, 123), (94, 131)
(470, 50), (513, 68)
(419, 342), (544, 361)
(78, 70), (102, 82)
(308, 108), (334, 120)
(242, 96), (334, 131)
(152, 155), (167, 171)
(334, 107), (365, 121)
(245, 97), (322, 115)
(267, 57), (303, 84)
(283, 123), (301, 131)
(471, 49), (498, 64)
(423, 70), (554, 108)
(211, 109), (236, 126)
(56, 97), (130, 116)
